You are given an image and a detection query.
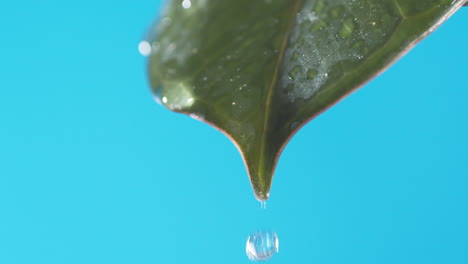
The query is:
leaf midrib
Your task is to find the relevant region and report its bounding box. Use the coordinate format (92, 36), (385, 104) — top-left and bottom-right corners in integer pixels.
(257, 0), (305, 187)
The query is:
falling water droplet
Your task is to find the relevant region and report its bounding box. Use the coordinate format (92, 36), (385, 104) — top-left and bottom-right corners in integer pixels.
(246, 230), (279, 261)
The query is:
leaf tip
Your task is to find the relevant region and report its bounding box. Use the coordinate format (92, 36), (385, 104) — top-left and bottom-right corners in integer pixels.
(253, 188), (270, 202)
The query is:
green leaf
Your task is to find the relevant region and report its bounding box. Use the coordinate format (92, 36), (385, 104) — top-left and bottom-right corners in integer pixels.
(145, 0), (466, 201)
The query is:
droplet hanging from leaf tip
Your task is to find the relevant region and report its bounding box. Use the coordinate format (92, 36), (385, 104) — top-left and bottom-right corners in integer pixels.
(254, 190), (270, 202)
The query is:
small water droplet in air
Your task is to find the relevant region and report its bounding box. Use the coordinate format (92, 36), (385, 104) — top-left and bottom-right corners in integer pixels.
(246, 231), (279, 261)
(138, 41), (152, 56)
(182, 0), (191, 9)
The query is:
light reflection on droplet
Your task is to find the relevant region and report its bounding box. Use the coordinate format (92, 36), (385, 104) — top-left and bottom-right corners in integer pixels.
(246, 231), (279, 261)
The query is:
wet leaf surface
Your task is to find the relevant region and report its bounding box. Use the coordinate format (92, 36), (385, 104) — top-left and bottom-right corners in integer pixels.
(146, 0), (466, 200)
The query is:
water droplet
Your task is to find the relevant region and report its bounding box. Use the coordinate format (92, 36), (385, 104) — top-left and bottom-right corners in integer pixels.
(306, 69), (318, 80)
(138, 41), (152, 56)
(246, 231), (279, 261)
(338, 16), (356, 38)
(182, 0), (191, 9)
(288, 65), (301, 80)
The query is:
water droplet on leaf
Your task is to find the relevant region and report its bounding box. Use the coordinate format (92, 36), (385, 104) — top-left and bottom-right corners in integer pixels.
(288, 65), (301, 80)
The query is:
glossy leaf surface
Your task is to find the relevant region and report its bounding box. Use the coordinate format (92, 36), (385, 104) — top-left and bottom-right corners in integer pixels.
(146, 0), (466, 201)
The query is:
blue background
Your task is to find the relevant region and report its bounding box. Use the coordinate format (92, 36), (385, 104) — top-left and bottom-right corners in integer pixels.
(0, 1), (467, 263)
